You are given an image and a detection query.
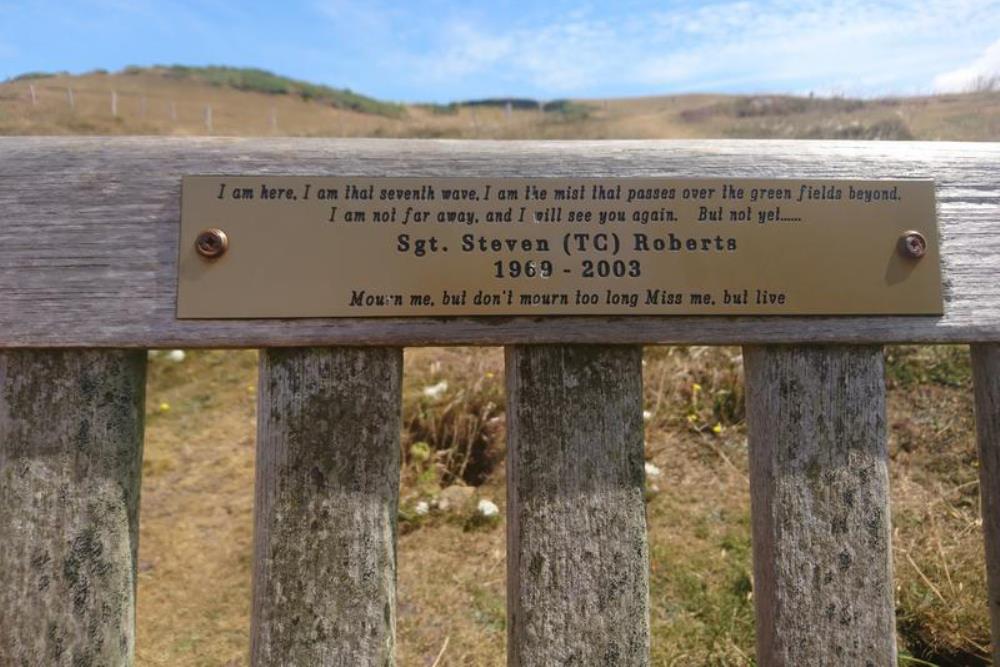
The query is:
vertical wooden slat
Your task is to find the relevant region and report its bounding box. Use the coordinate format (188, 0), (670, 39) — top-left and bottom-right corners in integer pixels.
(251, 347), (402, 666)
(505, 344), (649, 666)
(0, 350), (146, 665)
(973, 343), (1000, 664)
(744, 345), (896, 665)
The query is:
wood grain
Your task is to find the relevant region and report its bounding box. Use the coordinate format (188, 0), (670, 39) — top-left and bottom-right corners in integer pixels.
(251, 347), (402, 666)
(0, 138), (998, 347)
(0, 350), (146, 666)
(505, 345), (649, 666)
(744, 345), (896, 665)
(973, 343), (1000, 665)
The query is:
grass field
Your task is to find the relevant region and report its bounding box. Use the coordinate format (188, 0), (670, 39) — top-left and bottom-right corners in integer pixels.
(5, 66), (999, 665)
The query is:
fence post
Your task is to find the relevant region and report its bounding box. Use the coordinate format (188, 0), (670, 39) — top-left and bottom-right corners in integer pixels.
(0, 350), (146, 665)
(744, 345), (896, 665)
(973, 344), (1000, 664)
(251, 347), (402, 666)
(505, 344), (650, 666)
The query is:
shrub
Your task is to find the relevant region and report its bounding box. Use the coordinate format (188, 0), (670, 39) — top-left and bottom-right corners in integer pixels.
(402, 349), (506, 487)
(153, 64), (405, 117)
(416, 103), (460, 115)
(10, 71), (59, 81)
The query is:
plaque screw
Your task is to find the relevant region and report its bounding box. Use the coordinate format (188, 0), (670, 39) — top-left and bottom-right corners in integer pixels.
(900, 231), (927, 259)
(195, 228), (228, 259)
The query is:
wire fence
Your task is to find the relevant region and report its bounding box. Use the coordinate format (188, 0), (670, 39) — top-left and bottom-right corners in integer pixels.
(2, 81), (272, 133)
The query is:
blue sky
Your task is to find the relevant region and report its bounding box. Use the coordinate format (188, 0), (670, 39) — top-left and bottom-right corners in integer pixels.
(1, 1), (999, 102)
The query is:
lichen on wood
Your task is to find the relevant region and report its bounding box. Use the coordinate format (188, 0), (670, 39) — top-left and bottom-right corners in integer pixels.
(0, 349), (146, 666)
(251, 347), (402, 666)
(744, 345), (896, 665)
(505, 344), (650, 666)
(972, 344), (1000, 666)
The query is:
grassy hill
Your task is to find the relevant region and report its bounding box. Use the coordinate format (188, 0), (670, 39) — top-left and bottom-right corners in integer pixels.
(2, 65), (999, 140)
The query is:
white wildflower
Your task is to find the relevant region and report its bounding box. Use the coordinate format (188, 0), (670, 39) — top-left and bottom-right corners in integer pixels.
(645, 462), (663, 478)
(166, 349), (186, 363)
(477, 499), (499, 517)
(643, 410), (653, 421)
(422, 380), (448, 399)
(414, 501), (429, 516)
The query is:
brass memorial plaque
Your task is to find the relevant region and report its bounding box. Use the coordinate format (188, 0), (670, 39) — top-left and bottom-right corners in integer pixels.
(177, 177), (943, 318)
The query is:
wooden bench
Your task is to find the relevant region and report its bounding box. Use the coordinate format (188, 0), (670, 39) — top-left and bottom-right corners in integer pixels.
(1, 137), (998, 665)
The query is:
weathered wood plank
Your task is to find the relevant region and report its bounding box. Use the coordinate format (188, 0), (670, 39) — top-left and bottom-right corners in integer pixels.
(251, 347), (402, 666)
(0, 138), (998, 346)
(505, 344), (649, 666)
(744, 345), (896, 665)
(973, 343), (1000, 664)
(0, 349), (146, 666)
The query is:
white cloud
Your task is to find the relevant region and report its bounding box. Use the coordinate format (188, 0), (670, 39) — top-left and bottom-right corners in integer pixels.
(313, 0), (402, 35)
(414, 22), (514, 81)
(933, 38), (1000, 92)
(311, 0), (1000, 99)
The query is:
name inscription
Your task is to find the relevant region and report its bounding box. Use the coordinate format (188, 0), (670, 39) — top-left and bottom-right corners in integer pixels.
(177, 176), (942, 318)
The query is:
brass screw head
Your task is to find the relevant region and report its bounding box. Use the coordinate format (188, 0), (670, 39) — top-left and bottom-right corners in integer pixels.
(195, 228), (228, 259)
(900, 230), (927, 259)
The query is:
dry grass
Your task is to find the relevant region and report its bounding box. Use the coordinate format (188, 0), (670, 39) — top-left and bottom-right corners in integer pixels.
(887, 347), (988, 665)
(135, 344), (987, 666)
(138, 350), (258, 666)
